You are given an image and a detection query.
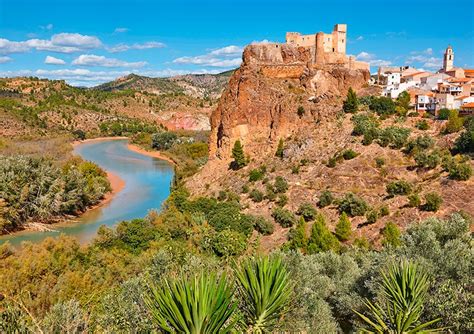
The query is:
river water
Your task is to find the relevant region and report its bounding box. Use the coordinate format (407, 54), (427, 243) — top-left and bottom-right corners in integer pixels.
(0, 139), (174, 247)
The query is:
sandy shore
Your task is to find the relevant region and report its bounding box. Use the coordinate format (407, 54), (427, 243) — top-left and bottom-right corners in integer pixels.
(127, 143), (176, 165)
(71, 136), (128, 148)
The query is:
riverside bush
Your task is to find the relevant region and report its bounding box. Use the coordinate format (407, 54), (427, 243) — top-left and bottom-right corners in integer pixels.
(272, 207), (296, 228)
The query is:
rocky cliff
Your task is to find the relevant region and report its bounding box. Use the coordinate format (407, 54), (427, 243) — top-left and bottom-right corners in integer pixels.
(208, 43), (370, 161)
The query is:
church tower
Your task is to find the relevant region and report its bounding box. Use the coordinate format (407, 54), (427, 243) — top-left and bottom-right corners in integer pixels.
(443, 45), (454, 71)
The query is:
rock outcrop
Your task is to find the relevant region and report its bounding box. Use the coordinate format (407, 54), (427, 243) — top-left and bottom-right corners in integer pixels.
(208, 43), (370, 161)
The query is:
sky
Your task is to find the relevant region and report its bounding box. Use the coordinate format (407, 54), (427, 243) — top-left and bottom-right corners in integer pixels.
(1, 0), (473, 87)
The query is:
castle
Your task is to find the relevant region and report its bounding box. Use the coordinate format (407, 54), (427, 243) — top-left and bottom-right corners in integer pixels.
(285, 24), (369, 71)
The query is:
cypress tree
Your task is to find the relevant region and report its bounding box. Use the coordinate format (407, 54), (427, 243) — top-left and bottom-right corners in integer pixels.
(307, 213), (340, 253)
(275, 138), (284, 158)
(343, 87), (358, 113)
(231, 140), (246, 170)
(335, 212), (352, 241)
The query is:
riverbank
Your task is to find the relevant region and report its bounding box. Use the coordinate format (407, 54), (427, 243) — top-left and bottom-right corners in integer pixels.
(127, 143), (176, 165)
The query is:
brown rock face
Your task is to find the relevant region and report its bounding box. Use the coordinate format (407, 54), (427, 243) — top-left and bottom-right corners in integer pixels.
(209, 43), (370, 161)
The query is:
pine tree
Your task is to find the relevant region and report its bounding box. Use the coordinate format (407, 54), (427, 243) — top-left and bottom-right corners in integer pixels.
(287, 217), (307, 251)
(335, 212), (352, 241)
(275, 139), (284, 158)
(343, 87), (358, 113)
(307, 213), (340, 253)
(231, 140), (246, 170)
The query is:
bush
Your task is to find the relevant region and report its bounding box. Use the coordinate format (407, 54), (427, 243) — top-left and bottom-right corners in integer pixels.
(368, 96), (396, 117)
(248, 168), (265, 182)
(326, 157), (337, 168)
(405, 135), (435, 155)
(297, 106), (305, 118)
(375, 157), (385, 168)
(407, 193), (421, 208)
(416, 120), (429, 130)
(422, 192), (443, 212)
(337, 193), (369, 217)
(211, 230), (247, 257)
(318, 190), (334, 208)
(351, 113), (379, 136)
(377, 126), (411, 149)
(448, 162), (472, 181)
(437, 108), (451, 120)
(343, 87), (358, 114)
(276, 194), (288, 207)
(151, 131), (178, 150)
(381, 221), (401, 247)
(342, 149), (358, 160)
(72, 129), (86, 140)
(274, 176), (288, 193)
(241, 184), (249, 193)
(335, 212), (351, 241)
(362, 127), (379, 145)
(386, 180), (412, 197)
(453, 128), (474, 153)
(296, 203), (318, 222)
(379, 205), (390, 217)
(272, 207), (296, 228)
(249, 189), (264, 202)
(444, 110), (463, 134)
(252, 216), (274, 235)
(414, 151), (441, 169)
(365, 210), (378, 224)
(275, 139), (284, 158)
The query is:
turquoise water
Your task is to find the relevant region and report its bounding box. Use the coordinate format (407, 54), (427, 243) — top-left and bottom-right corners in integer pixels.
(0, 139), (174, 247)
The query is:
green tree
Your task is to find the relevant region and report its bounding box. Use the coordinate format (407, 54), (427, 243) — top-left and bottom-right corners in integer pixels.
(235, 256), (293, 333)
(381, 221), (401, 247)
(335, 212), (351, 241)
(145, 272), (237, 333)
(231, 140), (246, 170)
(396, 91), (410, 110)
(307, 213), (340, 253)
(343, 87), (358, 113)
(355, 261), (442, 333)
(444, 109), (463, 134)
(422, 192), (443, 212)
(275, 139), (284, 158)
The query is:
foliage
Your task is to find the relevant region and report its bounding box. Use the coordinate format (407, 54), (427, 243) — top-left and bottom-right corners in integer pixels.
(414, 151), (441, 169)
(377, 126), (411, 149)
(151, 131), (178, 150)
(307, 213), (340, 253)
(249, 189), (264, 202)
(381, 222), (401, 247)
(351, 113), (379, 137)
(396, 91), (411, 111)
(375, 157), (385, 168)
(368, 96), (396, 117)
(422, 192), (443, 212)
(343, 87), (358, 114)
(72, 129), (86, 140)
(253, 216), (274, 236)
(379, 205), (389, 217)
(272, 207), (296, 228)
(273, 176), (288, 193)
(444, 109), (463, 134)
(211, 229), (248, 257)
(453, 119), (474, 153)
(335, 212), (351, 241)
(407, 194), (421, 208)
(144, 272), (237, 333)
(447, 162), (472, 181)
(297, 106), (306, 118)
(296, 202), (318, 222)
(416, 119), (429, 130)
(231, 140), (246, 170)
(285, 218), (308, 251)
(248, 166), (265, 182)
(342, 149), (358, 160)
(386, 180), (412, 197)
(365, 209), (378, 224)
(235, 256), (293, 332)
(337, 193), (369, 217)
(355, 261), (442, 333)
(437, 108), (451, 120)
(275, 138), (284, 158)
(100, 119), (158, 136)
(318, 190), (334, 208)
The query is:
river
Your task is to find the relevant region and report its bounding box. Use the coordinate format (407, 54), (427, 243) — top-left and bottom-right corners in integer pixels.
(0, 139), (174, 247)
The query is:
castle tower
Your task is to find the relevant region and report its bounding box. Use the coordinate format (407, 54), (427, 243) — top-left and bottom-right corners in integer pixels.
(332, 24), (347, 54)
(443, 45), (454, 71)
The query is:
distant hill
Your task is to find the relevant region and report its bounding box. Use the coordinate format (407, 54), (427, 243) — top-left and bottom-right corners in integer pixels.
(93, 70), (235, 99)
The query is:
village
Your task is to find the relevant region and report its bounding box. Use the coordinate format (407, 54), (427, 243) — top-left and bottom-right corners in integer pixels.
(376, 46), (474, 115)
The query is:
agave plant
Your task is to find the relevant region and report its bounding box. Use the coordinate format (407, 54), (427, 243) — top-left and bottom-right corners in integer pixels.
(144, 272), (237, 333)
(235, 256), (293, 333)
(355, 260), (443, 333)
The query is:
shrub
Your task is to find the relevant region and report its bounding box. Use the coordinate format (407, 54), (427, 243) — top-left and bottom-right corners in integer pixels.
(343, 87), (358, 113)
(211, 230), (247, 257)
(72, 129), (86, 140)
(231, 140), (246, 170)
(272, 207), (296, 228)
(151, 131), (178, 150)
(386, 180), (412, 197)
(416, 120), (429, 130)
(342, 149), (358, 160)
(337, 193), (369, 217)
(375, 157), (385, 168)
(286, 218), (307, 250)
(296, 203), (318, 222)
(297, 106), (306, 118)
(335, 212), (351, 241)
(377, 126), (411, 149)
(249, 168), (265, 182)
(291, 165), (300, 174)
(437, 108), (451, 120)
(405, 135), (435, 154)
(422, 192), (443, 212)
(444, 110), (463, 134)
(274, 176), (288, 193)
(365, 210), (378, 224)
(381, 221), (401, 247)
(407, 193), (421, 208)
(241, 184), (249, 193)
(249, 189), (264, 202)
(253, 216), (274, 235)
(396, 91), (410, 110)
(307, 213), (340, 253)
(318, 190), (334, 208)
(379, 205), (390, 217)
(453, 128), (474, 153)
(448, 162), (472, 181)
(362, 127), (379, 145)
(265, 184), (277, 201)
(369, 96), (396, 117)
(275, 139), (284, 158)
(326, 157), (337, 168)
(414, 151), (441, 169)
(351, 113), (379, 136)
(276, 194), (288, 207)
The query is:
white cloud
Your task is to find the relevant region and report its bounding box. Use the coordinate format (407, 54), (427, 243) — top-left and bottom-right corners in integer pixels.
(107, 41), (165, 53)
(422, 57), (442, 69)
(405, 50), (441, 69)
(356, 36), (364, 41)
(72, 54), (147, 68)
(44, 55), (66, 65)
(0, 56), (12, 63)
(173, 45), (243, 67)
(0, 33), (102, 54)
(356, 51), (392, 67)
(40, 23), (53, 31)
(114, 27), (129, 33)
(251, 39), (278, 44)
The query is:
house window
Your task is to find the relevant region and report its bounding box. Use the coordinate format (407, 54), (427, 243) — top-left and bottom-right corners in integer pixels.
(332, 48), (335, 52)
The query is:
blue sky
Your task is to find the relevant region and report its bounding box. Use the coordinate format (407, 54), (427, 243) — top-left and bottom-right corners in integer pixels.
(1, 0), (473, 86)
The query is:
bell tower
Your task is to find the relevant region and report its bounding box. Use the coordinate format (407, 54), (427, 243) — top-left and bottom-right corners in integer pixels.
(443, 45), (454, 71)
